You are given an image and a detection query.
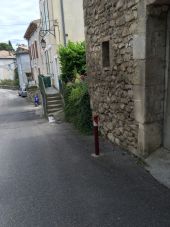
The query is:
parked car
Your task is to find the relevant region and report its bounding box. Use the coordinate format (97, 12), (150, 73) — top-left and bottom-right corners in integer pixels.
(18, 85), (27, 97)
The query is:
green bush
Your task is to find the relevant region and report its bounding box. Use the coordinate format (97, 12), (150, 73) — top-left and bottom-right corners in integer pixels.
(27, 85), (38, 91)
(59, 41), (92, 134)
(59, 41), (86, 83)
(0, 42), (14, 51)
(64, 82), (92, 134)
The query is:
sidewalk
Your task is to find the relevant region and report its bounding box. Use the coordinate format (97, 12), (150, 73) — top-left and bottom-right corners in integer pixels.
(43, 110), (170, 191)
(145, 148), (170, 189)
(35, 102), (170, 190)
(88, 135), (170, 190)
(47, 120), (170, 191)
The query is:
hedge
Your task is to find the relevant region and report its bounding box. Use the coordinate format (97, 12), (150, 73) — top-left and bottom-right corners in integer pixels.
(59, 41), (86, 83)
(59, 41), (92, 134)
(64, 82), (92, 134)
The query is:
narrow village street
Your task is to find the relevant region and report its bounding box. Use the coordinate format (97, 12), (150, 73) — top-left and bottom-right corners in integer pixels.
(0, 88), (170, 227)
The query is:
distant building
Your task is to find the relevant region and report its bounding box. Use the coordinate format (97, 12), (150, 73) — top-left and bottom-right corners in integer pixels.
(15, 45), (32, 87)
(24, 19), (43, 85)
(84, 0), (170, 157)
(0, 51), (16, 81)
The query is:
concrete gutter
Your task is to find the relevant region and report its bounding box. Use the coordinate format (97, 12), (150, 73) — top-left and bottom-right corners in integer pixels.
(0, 85), (18, 90)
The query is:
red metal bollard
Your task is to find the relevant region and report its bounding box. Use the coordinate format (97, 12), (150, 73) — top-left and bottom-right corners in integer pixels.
(93, 115), (99, 156)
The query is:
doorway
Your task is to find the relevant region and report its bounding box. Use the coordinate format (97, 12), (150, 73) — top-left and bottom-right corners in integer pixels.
(164, 10), (170, 150)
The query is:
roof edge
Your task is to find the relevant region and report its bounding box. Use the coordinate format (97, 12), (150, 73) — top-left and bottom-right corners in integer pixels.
(24, 19), (40, 40)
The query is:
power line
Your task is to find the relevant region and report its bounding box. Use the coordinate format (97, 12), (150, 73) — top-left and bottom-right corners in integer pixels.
(0, 20), (56, 27)
(0, 24), (28, 27)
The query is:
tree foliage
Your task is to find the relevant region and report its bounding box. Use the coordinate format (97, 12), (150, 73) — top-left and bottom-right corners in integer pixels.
(59, 41), (86, 83)
(0, 41), (14, 51)
(8, 41), (14, 51)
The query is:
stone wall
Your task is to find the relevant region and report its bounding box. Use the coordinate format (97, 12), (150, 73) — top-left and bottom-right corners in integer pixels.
(84, 0), (170, 157)
(84, 0), (139, 155)
(27, 87), (42, 105)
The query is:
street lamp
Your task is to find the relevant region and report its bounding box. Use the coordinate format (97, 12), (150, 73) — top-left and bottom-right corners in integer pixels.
(41, 38), (46, 50)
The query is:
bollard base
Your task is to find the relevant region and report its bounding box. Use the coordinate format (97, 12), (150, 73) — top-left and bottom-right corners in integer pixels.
(91, 153), (104, 158)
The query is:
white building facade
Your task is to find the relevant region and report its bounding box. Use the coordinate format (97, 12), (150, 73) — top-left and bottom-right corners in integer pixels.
(0, 51), (16, 81)
(16, 46), (31, 87)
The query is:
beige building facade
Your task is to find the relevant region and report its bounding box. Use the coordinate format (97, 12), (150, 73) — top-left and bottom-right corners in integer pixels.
(39, 0), (85, 90)
(24, 19), (44, 85)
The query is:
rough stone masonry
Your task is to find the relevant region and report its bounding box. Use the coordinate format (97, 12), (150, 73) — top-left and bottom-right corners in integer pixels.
(83, 0), (170, 157)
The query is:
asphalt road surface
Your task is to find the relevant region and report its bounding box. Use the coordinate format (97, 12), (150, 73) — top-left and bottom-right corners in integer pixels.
(0, 89), (170, 227)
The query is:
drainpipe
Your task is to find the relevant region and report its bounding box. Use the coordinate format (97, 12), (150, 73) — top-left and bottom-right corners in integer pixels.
(28, 40), (33, 79)
(19, 53), (25, 86)
(60, 0), (66, 46)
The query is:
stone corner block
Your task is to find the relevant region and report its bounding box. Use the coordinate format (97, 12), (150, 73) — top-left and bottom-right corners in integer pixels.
(133, 34), (146, 60)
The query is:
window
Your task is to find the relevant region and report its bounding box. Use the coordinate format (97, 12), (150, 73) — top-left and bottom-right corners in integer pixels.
(29, 45), (31, 59)
(26, 73), (33, 81)
(32, 43), (36, 59)
(102, 41), (110, 68)
(35, 41), (39, 59)
(31, 44), (34, 59)
(42, 0), (50, 31)
(45, 51), (50, 74)
(38, 68), (41, 75)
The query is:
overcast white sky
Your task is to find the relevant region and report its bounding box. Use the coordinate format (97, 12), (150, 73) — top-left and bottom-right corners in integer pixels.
(0, 0), (40, 47)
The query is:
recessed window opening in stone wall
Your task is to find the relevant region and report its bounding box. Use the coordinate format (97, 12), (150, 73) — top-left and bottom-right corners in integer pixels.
(102, 41), (110, 68)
